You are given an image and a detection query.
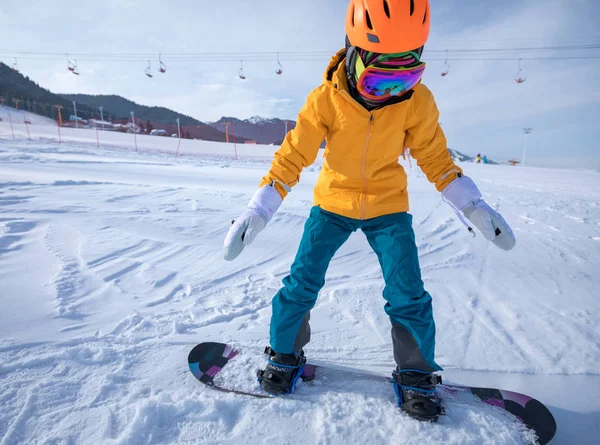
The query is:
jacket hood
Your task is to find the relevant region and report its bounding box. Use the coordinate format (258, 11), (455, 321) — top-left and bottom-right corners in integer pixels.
(322, 49), (349, 90)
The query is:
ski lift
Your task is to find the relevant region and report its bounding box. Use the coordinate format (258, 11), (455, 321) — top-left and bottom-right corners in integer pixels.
(66, 54), (79, 75)
(441, 50), (450, 77)
(158, 53), (167, 74)
(275, 52), (283, 75)
(515, 58), (527, 84)
(145, 60), (154, 78)
(12, 58), (19, 72)
(239, 60), (246, 80)
(66, 54), (75, 71)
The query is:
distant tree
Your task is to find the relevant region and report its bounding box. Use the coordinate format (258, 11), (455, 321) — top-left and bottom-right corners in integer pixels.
(138, 120), (146, 133)
(146, 120), (153, 133)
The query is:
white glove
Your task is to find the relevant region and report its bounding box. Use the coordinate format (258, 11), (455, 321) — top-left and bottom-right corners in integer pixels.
(442, 175), (516, 251)
(223, 184), (283, 261)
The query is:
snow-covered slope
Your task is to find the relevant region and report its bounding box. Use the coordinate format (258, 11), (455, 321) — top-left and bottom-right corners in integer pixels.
(0, 105), (57, 126)
(1, 136), (599, 444)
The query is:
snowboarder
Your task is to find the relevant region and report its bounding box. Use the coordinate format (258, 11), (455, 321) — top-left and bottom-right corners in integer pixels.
(483, 155), (489, 164)
(223, 0), (515, 422)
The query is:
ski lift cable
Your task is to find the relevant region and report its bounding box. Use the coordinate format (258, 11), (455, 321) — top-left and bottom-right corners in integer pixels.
(5, 54), (600, 63)
(2, 42), (593, 56)
(1, 42), (599, 59)
(40, 52), (596, 62)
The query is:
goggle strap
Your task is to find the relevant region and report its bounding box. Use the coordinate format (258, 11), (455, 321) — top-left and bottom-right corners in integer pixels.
(376, 51), (421, 63)
(359, 50), (380, 66)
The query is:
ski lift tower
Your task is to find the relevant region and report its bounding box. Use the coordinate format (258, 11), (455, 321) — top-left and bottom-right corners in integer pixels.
(72, 101), (79, 129)
(522, 128), (533, 167)
(99, 106), (104, 130)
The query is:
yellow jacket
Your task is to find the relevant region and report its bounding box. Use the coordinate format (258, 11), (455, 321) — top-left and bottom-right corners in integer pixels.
(260, 49), (461, 220)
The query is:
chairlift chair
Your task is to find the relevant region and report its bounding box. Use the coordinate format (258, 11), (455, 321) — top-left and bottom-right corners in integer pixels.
(145, 60), (154, 78)
(158, 53), (167, 73)
(515, 58), (527, 84)
(66, 54), (80, 75)
(239, 60), (246, 80)
(275, 52), (283, 75)
(67, 54), (75, 72)
(441, 50), (450, 77)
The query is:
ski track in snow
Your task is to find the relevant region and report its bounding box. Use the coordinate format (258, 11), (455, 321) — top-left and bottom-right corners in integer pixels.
(1, 139), (599, 444)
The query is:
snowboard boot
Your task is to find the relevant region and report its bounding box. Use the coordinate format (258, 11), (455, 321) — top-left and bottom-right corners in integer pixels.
(392, 368), (443, 422)
(256, 346), (306, 395)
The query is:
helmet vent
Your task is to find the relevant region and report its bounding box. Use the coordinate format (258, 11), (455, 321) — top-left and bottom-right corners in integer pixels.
(351, 4), (355, 27)
(410, 0), (415, 16)
(383, 0), (391, 18)
(423, 3), (428, 23)
(366, 10), (373, 30)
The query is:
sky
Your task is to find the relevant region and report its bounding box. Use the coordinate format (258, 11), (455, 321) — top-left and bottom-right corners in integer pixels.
(1, 0), (599, 168)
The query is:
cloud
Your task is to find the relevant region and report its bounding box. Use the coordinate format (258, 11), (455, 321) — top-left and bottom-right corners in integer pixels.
(425, 0), (600, 162)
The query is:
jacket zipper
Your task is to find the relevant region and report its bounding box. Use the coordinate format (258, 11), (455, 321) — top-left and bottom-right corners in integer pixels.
(361, 114), (374, 220)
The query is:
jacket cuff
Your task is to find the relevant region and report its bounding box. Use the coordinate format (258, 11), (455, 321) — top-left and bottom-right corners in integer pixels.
(441, 176), (482, 211)
(248, 185), (283, 222)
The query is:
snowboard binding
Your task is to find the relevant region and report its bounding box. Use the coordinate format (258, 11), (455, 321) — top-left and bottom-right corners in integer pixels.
(257, 346), (307, 395)
(392, 369), (444, 422)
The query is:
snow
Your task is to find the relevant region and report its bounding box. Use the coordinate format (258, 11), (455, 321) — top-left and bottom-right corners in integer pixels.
(0, 105), (57, 126)
(216, 345), (539, 445)
(0, 108), (279, 160)
(246, 115), (274, 125)
(1, 123), (599, 444)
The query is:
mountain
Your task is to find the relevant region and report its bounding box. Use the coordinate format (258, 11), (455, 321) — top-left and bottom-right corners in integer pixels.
(61, 94), (246, 143)
(448, 148), (474, 162)
(0, 62), (102, 123)
(0, 64), (243, 143)
(209, 116), (296, 145)
(61, 94), (202, 126)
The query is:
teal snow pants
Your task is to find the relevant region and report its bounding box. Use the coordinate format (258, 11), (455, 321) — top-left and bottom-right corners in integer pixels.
(270, 206), (441, 372)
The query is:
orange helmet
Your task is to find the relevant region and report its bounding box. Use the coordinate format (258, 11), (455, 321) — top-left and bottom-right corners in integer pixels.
(346, 0), (431, 53)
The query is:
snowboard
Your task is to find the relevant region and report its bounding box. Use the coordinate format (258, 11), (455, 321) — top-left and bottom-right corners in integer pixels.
(188, 342), (556, 445)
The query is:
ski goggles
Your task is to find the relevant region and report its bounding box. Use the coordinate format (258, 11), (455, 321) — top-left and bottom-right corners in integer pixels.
(355, 50), (426, 103)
